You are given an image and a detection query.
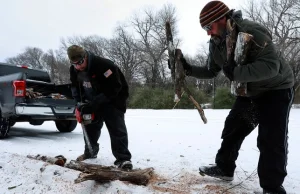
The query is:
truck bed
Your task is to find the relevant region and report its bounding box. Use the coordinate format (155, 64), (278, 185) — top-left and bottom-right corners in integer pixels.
(0, 63), (76, 119)
(0, 63), (78, 139)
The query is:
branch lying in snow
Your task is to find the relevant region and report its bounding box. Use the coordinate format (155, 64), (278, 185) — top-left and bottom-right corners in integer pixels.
(66, 160), (154, 185)
(221, 168), (257, 194)
(8, 184), (22, 190)
(27, 154), (155, 186)
(27, 154), (66, 166)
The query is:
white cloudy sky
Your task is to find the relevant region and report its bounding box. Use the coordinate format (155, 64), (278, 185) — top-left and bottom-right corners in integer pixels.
(0, 0), (244, 62)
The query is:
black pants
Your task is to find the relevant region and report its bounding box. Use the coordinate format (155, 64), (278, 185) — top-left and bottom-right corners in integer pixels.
(216, 88), (294, 190)
(216, 96), (259, 175)
(83, 104), (131, 162)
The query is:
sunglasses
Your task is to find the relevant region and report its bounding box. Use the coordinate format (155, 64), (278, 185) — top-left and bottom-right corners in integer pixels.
(203, 24), (212, 32)
(202, 15), (226, 32)
(70, 57), (85, 66)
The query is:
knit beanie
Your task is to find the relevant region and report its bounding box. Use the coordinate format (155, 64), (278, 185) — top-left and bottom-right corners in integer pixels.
(67, 45), (86, 62)
(199, 1), (230, 29)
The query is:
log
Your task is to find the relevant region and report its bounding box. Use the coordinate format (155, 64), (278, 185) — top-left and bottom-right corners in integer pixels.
(27, 155), (154, 186)
(27, 154), (67, 167)
(66, 160), (154, 185)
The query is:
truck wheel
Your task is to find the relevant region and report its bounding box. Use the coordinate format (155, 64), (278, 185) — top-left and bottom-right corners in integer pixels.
(0, 117), (10, 139)
(55, 120), (77, 132)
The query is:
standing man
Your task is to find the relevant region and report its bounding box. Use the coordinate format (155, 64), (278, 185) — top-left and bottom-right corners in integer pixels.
(68, 45), (133, 170)
(176, 1), (294, 193)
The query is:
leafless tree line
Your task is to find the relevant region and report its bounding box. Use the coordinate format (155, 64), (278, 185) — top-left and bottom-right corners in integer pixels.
(6, 47), (69, 84)
(6, 4), (178, 88)
(5, 0), (300, 93)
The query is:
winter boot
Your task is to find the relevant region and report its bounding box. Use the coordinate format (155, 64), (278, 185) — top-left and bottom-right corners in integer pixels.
(199, 164), (234, 181)
(76, 144), (99, 161)
(263, 186), (286, 194)
(114, 160), (133, 170)
(76, 153), (97, 161)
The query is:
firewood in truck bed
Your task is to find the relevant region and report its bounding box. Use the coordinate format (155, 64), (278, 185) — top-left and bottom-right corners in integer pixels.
(26, 88), (43, 99)
(25, 88), (68, 100)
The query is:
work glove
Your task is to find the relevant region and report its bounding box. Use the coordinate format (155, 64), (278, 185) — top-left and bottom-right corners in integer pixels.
(76, 103), (95, 115)
(76, 93), (109, 115)
(179, 56), (192, 76)
(223, 57), (236, 81)
(75, 103), (95, 124)
(167, 49), (192, 76)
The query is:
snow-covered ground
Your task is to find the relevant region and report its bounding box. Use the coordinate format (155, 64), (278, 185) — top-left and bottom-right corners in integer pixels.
(1, 109), (299, 194)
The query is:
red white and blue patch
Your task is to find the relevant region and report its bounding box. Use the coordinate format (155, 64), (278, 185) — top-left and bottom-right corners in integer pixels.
(104, 69), (113, 78)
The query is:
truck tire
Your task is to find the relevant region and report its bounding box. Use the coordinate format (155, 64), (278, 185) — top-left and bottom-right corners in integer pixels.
(0, 117), (10, 139)
(55, 120), (77, 132)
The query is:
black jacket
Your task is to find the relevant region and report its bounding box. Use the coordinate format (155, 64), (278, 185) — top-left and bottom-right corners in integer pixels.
(70, 52), (129, 113)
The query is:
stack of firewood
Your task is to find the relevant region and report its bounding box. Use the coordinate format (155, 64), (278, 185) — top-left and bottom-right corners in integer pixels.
(50, 93), (67, 99)
(25, 88), (67, 100)
(26, 88), (43, 99)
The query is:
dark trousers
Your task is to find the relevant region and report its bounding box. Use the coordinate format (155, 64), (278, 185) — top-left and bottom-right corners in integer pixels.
(216, 96), (259, 175)
(216, 88), (294, 190)
(83, 104), (132, 162)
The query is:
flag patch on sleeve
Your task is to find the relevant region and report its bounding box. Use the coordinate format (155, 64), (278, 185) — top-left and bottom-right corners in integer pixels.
(104, 69), (113, 78)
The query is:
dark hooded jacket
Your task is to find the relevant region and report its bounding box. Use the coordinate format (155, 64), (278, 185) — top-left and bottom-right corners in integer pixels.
(190, 10), (294, 97)
(69, 52), (129, 113)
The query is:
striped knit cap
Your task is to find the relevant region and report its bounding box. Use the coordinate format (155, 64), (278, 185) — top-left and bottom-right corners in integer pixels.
(199, 1), (230, 29)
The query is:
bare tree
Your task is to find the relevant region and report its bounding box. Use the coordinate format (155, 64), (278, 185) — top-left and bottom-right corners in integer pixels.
(105, 26), (143, 85)
(42, 49), (70, 84)
(6, 47), (46, 70)
(131, 3), (179, 87)
(42, 49), (58, 82)
(6, 47), (70, 84)
(54, 49), (72, 84)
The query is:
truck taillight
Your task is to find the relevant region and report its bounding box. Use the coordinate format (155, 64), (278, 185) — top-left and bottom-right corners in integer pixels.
(21, 65), (28, 69)
(13, 80), (26, 97)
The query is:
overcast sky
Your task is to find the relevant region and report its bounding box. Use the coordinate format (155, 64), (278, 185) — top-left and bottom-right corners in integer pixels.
(0, 0), (243, 62)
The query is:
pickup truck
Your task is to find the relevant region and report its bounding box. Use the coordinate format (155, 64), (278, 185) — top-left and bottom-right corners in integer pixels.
(0, 62), (77, 139)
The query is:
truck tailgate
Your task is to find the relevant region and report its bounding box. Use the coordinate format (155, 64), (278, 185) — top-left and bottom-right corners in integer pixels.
(15, 98), (76, 118)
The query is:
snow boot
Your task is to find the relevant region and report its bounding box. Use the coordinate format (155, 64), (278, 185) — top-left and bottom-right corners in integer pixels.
(76, 153), (97, 161)
(76, 144), (99, 161)
(114, 160), (133, 170)
(199, 164), (234, 181)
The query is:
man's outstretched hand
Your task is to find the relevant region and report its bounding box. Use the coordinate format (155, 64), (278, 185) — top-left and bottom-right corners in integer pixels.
(167, 49), (192, 76)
